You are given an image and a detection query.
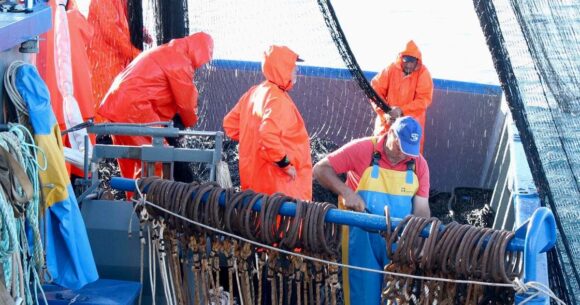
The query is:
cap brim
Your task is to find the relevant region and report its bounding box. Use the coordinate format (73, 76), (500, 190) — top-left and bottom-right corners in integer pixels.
(296, 57), (305, 62)
(398, 138), (420, 157)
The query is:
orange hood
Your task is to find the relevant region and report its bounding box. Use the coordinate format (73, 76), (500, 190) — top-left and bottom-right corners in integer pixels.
(261, 45), (300, 91)
(397, 40), (423, 67)
(168, 32), (214, 69)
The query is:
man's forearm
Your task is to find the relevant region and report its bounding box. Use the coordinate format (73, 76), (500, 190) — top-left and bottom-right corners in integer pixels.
(412, 196), (431, 218)
(313, 161), (352, 198)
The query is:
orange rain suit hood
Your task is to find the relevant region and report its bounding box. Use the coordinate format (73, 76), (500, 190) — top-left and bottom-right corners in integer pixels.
(97, 32), (214, 128)
(87, 0), (142, 117)
(97, 32), (213, 180)
(370, 40), (433, 151)
(223, 45), (313, 200)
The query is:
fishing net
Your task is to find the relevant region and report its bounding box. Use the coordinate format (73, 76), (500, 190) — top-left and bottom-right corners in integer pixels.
(474, 0), (580, 303)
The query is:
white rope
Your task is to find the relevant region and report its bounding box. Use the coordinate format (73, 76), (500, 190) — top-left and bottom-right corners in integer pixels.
(66, 294), (80, 305)
(233, 257), (244, 305)
(165, 242), (178, 305)
(137, 207), (147, 305)
(155, 221), (175, 305)
(146, 223), (157, 305)
(4, 61), (29, 120)
(133, 183), (148, 305)
(31, 265), (48, 305)
(513, 278), (566, 305)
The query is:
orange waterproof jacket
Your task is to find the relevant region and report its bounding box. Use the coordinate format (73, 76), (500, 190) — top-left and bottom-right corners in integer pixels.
(38, 0), (95, 129)
(37, 1), (96, 176)
(67, 9), (96, 123)
(370, 40), (433, 149)
(97, 32), (214, 128)
(66, 8), (97, 176)
(223, 46), (313, 201)
(87, 0), (141, 114)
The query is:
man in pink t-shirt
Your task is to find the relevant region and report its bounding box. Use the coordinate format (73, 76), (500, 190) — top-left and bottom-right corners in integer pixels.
(314, 117), (430, 216)
(313, 116), (430, 305)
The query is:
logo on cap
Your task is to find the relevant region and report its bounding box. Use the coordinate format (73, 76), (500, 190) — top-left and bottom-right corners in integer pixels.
(411, 133), (419, 142)
(392, 116), (422, 157)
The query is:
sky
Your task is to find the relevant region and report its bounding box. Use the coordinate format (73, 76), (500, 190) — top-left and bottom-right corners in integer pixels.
(77, 0), (499, 85)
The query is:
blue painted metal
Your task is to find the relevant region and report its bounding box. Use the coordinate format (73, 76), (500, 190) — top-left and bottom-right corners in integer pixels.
(0, 3), (52, 52)
(520, 208), (556, 278)
(42, 279), (141, 305)
(509, 122), (553, 305)
(112, 177), (534, 252)
(514, 208), (556, 305)
(210, 59), (502, 95)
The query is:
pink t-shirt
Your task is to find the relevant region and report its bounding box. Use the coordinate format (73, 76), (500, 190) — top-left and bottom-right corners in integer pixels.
(327, 136), (430, 197)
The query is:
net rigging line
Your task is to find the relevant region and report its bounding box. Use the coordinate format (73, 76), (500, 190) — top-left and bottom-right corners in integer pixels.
(316, 0), (390, 114)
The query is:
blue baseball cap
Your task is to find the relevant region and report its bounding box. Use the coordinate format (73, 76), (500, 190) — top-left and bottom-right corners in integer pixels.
(402, 55), (418, 63)
(392, 116), (422, 157)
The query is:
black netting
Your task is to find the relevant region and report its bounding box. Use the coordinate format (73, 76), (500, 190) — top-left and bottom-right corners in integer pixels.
(548, 248), (573, 305)
(143, 0), (189, 45)
(127, 0), (144, 50)
(474, 0), (580, 303)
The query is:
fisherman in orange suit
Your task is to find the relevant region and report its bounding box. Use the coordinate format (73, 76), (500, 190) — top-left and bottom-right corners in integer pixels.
(370, 40), (433, 152)
(97, 32), (214, 180)
(66, 8), (95, 125)
(38, 0), (95, 128)
(36, 0), (95, 178)
(223, 45), (313, 201)
(87, 0), (144, 120)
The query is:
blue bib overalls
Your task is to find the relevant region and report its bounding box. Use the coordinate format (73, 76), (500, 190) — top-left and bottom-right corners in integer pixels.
(341, 138), (418, 305)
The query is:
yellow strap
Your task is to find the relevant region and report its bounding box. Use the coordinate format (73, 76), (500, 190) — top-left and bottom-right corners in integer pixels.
(338, 195), (351, 305)
(370, 136), (379, 148)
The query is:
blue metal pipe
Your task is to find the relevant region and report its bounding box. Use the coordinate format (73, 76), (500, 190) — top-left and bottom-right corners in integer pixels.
(110, 177), (533, 252)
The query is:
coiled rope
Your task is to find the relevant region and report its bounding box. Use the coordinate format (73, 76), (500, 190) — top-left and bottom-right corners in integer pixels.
(130, 177), (565, 305)
(0, 124), (47, 305)
(4, 60), (49, 304)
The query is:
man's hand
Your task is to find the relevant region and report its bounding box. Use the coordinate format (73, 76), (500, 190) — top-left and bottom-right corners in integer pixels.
(381, 107), (403, 125)
(143, 27), (153, 44)
(388, 107), (403, 122)
(343, 189), (366, 212)
(282, 165), (297, 181)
